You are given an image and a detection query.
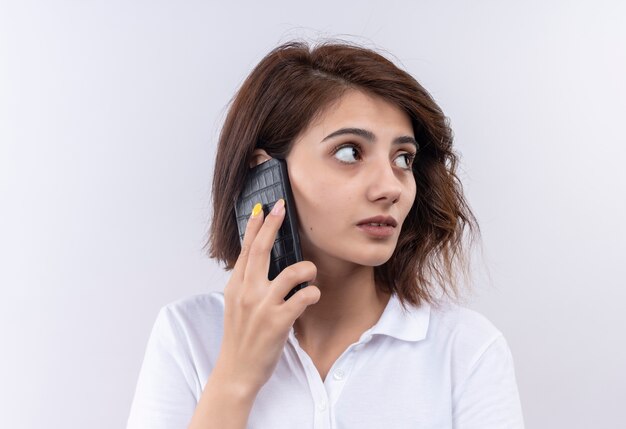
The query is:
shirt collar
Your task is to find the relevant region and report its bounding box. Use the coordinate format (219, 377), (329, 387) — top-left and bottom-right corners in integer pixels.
(368, 292), (431, 342)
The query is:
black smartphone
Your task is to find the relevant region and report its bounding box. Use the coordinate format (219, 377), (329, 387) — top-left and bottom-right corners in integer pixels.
(234, 157), (309, 301)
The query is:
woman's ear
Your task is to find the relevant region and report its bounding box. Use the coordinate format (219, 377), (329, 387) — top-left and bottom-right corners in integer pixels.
(249, 148), (272, 168)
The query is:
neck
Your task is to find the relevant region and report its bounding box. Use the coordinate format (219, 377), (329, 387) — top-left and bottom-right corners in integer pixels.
(292, 264), (391, 349)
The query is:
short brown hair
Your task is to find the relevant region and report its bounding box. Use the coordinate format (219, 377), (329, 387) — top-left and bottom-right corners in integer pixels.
(203, 39), (480, 310)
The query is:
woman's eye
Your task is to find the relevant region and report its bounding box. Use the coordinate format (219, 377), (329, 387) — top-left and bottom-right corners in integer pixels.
(332, 143), (416, 171)
(333, 145), (361, 164)
(395, 152), (416, 170)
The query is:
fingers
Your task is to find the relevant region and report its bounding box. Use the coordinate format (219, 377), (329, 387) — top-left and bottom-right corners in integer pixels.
(282, 284), (321, 321)
(267, 261), (317, 304)
(232, 201), (266, 281)
(227, 197), (321, 343)
(231, 198), (321, 323)
(243, 199), (286, 282)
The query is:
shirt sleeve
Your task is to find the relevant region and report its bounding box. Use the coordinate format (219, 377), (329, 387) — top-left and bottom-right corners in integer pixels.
(126, 306), (199, 429)
(452, 334), (525, 429)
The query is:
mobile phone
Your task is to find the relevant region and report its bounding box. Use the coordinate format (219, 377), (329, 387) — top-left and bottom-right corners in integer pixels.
(234, 157), (309, 301)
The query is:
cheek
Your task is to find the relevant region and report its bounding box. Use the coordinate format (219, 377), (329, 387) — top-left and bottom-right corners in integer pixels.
(289, 168), (352, 231)
(291, 174), (330, 220)
(402, 181), (417, 220)
(407, 181), (417, 207)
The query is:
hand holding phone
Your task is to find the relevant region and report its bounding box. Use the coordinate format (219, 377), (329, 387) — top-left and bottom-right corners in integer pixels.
(234, 157), (309, 300)
(209, 197), (320, 401)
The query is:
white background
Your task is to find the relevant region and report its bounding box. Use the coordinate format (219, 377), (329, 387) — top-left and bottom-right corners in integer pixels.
(1, 1), (625, 428)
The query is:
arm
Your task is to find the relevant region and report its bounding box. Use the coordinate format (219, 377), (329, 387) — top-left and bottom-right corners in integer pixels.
(126, 307), (260, 429)
(186, 362), (258, 429)
(128, 200), (319, 429)
(452, 335), (525, 429)
(126, 307), (198, 429)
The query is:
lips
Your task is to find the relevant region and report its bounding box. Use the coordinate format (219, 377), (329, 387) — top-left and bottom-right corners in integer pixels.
(356, 215), (398, 228)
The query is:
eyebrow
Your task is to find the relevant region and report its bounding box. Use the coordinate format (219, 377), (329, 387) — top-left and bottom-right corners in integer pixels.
(320, 127), (419, 150)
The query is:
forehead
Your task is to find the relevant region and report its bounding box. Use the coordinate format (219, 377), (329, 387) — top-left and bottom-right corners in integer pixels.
(306, 89), (413, 136)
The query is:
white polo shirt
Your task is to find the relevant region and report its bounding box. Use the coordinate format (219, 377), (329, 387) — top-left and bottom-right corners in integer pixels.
(127, 291), (525, 428)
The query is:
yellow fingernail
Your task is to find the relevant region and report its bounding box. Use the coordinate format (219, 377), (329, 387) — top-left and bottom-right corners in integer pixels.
(251, 203), (262, 217)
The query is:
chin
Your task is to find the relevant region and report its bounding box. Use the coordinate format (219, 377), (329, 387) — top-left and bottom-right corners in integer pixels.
(300, 229), (397, 263)
(350, 247), (395, 266)
(358, 256), (394, 267)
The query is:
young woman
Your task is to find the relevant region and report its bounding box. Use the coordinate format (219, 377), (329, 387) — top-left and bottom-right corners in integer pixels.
(127, 40), (524, 429)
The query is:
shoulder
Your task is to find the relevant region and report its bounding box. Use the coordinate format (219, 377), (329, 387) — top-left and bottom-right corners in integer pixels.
(151, 291), (226, 343)
(158, 290), (225, 326)
(427, 306), (524, 425)
(430, 303), (502, 338)
(160, 291), (225, 319)
(426, 302), (506, 365)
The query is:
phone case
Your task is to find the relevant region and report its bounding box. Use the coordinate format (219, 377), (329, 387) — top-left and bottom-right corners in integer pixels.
(234, 157), (309, 301)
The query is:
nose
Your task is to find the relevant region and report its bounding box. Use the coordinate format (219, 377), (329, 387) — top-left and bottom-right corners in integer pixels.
(365, 158), (403, 204)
